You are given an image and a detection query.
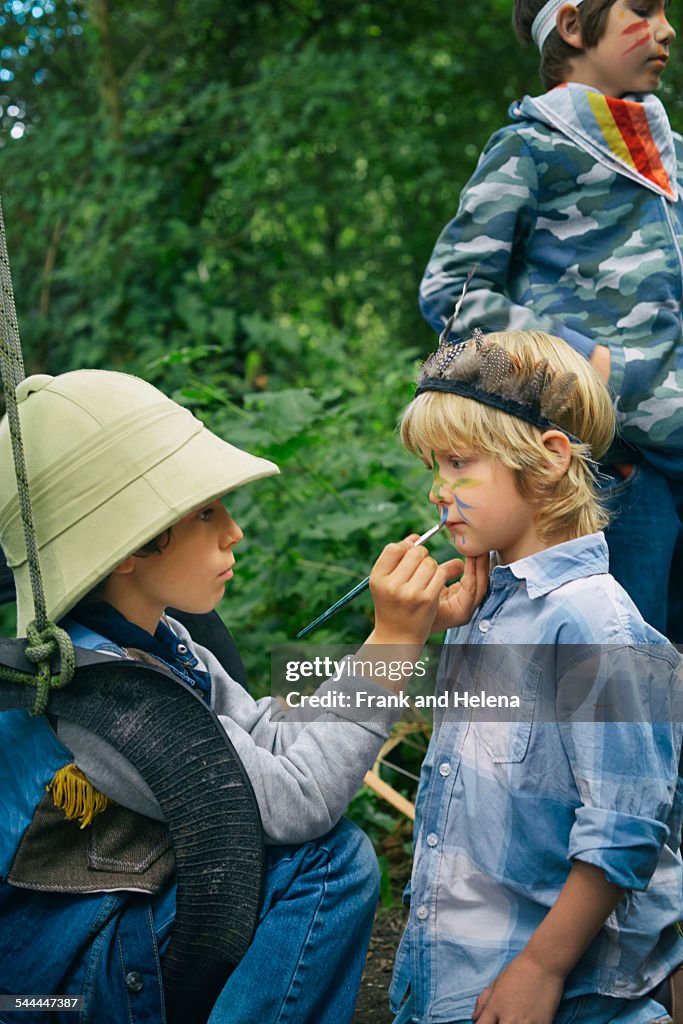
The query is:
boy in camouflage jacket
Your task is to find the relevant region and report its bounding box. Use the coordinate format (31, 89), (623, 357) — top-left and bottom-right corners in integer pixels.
(419, 0), (682, 640)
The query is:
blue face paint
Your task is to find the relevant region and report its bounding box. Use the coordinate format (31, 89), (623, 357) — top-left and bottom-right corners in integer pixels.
(454, 492), (475, 524)
(428, 453), (478, 546)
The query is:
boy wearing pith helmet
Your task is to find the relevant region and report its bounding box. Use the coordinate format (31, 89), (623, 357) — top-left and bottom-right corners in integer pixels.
(390, 328), (683, 1024)
(0, 370), (487, 1024)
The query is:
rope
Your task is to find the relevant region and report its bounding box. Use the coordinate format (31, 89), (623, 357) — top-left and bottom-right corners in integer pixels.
(0, 201), (24, 390)
(0, 198), (75, 714)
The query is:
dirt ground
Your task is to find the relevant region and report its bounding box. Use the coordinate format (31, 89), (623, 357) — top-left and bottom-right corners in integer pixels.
(353, 827), (413, 1024)
(353, 902), (408, 1023)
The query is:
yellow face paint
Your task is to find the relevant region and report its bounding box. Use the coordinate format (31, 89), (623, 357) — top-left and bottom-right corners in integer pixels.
(428, 450), (477, 499)
(427, 450), (479, 546)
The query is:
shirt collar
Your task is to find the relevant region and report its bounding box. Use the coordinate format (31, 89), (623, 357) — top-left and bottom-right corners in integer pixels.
(491, 532), (609, 599)
(69, 600), (168, 655)
(68, 601), (213, 702)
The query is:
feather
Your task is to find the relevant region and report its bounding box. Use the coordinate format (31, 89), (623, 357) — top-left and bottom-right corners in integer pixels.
(437, 266), (478, 346)
(477, 344), (514, 391)
(444, 339), (480, 382)
(541, 372), (578, 420)
(517, 359), (550, 411)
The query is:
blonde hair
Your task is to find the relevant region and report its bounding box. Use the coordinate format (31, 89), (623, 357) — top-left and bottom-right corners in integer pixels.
(400, 330), (615, 544)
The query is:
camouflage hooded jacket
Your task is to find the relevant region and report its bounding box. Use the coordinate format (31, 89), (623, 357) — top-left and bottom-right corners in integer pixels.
(419, 84), (683, 477)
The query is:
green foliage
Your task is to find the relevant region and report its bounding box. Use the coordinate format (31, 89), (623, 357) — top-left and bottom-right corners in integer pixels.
(0, 0), (540, 379)
(3, 0), (683, 837)
(346, 796), (406, 908)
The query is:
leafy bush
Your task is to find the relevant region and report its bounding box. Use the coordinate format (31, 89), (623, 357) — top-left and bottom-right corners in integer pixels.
(7, 0), (681, 848)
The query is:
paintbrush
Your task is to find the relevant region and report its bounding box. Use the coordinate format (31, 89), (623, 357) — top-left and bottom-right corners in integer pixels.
(295, 507), (449, 639)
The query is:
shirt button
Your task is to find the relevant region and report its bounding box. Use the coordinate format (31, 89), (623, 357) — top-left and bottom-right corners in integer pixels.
(426, 833), (438, 848)
(416, 905), (429, 921)
(439, 762), (451, 777)
(478, 619), (490, 633)
(125, 971), (144, 993)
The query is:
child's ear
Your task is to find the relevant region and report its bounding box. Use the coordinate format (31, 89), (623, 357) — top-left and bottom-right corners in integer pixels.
(111, 556), (136, 576)
(555, 3), (585, 50)
(541, 430), (572, 479)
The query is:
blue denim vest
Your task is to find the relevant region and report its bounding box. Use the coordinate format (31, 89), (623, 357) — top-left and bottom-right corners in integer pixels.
(0, 621), (176, 1023)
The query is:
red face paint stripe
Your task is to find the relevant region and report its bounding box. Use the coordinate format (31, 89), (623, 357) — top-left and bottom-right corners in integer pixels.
(623, 32), (651, 54)
(622, 19), (649, 34)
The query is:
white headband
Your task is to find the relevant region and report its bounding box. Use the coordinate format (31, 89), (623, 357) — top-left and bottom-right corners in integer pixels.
(531, 0), (585, 52)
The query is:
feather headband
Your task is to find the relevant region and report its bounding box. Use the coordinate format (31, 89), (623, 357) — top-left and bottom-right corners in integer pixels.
(415, 331), (583, 444)
(415, 276), (584, 446)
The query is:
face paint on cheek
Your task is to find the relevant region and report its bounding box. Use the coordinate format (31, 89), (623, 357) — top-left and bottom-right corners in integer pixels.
(428, 451), (480, 523)
(621, 20), (651, 54)
(623, 33), (651, 53)
(452, 477), (478, 526)
(622, 19), (650, 35)
(454, 492), (475, 524)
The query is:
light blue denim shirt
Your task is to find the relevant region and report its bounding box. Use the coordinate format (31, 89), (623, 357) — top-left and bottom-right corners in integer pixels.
(390, 533), (683, 1023)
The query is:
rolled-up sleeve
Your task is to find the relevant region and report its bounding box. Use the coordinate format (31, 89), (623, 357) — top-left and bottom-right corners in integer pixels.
(558, 645), (683, 891)
(567, 805), (669, 890)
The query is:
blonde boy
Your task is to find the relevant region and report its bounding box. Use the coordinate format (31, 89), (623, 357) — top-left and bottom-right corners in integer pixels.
(391, 330), (683, 1024)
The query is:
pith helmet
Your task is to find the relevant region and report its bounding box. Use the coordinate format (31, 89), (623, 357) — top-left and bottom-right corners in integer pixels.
(0, 370), (279, 635)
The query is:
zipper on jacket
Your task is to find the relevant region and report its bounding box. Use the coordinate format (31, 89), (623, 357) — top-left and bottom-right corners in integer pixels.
(661, 197), (683, 333)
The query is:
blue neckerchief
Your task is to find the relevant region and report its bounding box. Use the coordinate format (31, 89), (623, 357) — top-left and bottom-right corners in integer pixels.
(69, 601), (213, 704)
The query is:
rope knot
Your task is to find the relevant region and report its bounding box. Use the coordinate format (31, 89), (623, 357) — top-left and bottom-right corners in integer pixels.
(24, 620), (76, 716)
(0, 201), (77, 716)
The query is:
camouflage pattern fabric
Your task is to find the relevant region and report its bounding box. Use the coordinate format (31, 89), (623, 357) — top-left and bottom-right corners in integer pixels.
(419, 84), (683, 477)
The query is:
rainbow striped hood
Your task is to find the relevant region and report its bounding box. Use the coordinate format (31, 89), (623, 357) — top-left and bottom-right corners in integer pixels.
(514, 83), (677, 202)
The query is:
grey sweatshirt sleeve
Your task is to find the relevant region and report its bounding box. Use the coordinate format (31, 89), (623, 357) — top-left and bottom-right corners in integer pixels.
(58, 619), (404, 844)
(172, 619), (403, 843)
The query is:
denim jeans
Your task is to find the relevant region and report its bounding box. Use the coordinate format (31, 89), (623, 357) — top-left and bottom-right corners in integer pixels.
(392, 993), (671, 1024)
(0, 818), (379, 1024)
(598, 464), (683, 642)
(207, 817), (379, 1024)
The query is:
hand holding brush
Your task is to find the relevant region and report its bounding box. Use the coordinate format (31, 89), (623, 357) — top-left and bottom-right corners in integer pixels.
(296, 508), (487, 639)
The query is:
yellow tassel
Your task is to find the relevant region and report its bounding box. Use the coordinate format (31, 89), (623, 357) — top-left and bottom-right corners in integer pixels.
(47, 764), (111, 829)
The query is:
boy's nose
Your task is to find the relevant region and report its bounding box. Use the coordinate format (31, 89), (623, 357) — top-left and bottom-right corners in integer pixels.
(655, 9), (675, 43)
(227, 523), (243, 546)
(429, 483), (452, 505)
(219, 510), (243, 546)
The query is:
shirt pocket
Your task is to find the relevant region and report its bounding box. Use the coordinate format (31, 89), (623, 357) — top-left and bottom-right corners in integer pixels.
(472, 650), (541, 764)
(8, 795), (174, 894)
